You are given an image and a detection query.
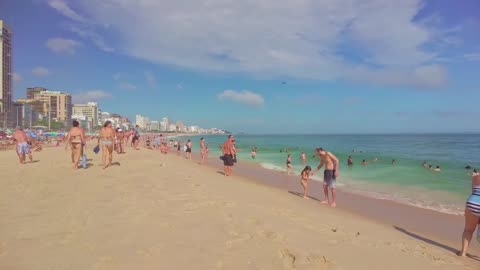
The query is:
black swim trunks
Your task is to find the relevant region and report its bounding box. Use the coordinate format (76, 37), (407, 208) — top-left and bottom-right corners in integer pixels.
(224, 154), (234, 166)
(186, 147), (192, 153)
(132, 136), (139, 143)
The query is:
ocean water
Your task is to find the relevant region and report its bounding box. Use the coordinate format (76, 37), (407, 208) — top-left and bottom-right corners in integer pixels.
(179, 134), (480, 215)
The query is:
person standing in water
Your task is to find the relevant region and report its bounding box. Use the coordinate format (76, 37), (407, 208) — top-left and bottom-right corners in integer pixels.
(312, 147), (340, 207)
(300, 166), (311, 199)
(301, 152), (307, 165)
(251, 148), (257, 159)
(286, 154), (292, 175)
(347, 156), (353, 166)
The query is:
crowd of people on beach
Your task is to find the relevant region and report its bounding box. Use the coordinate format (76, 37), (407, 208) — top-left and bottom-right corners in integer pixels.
(7, 120), (480, 258)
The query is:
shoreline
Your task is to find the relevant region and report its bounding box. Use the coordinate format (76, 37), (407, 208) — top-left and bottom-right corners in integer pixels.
(1, 144), (479, 269)
(190, 151), (479, 255)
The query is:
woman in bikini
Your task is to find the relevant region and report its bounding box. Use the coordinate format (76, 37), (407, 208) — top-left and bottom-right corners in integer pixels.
(286, 154), (292, 175)
(300, 166), (311, 199)
(459, 174), (480, 257)
(65, 120), (86, 169)
(98, 120), (116, 169)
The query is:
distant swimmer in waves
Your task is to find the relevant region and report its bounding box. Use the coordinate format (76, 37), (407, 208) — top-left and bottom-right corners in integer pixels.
(347, 156), (353, 166)
(362, 159), (368, 166)
(434, 166), (441, 172)
(392, 159), (396, 165)
(251, 148), (256, 159)
(301, 152), (307, 165)
(422, 161), (428, 168)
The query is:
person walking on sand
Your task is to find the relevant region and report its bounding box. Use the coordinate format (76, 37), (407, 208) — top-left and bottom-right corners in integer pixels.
(65, 120), (86, 169)
(200, 137), (206, 164)
(185, 139), (192, 160)
(12, 127), (33, 164)
(98, 120), (116, 169)
(116, 128), (125, 154)
(286, 154), (292, 175)
(301, 166), (312, 199)
(458, 174), (480, 257)
(132, 125), (140, 150)
(222, 135), (236, 176)
(312, 147), (340, 207)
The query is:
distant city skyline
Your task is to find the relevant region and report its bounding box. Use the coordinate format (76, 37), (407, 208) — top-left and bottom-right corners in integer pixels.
(2, 1), (480, 133)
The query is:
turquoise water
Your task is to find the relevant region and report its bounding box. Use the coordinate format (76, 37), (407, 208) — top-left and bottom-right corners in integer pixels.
(179, 134), (480, 215)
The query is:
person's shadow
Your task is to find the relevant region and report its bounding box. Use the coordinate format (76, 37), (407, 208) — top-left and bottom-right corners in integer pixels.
(394, 226), (480, 261)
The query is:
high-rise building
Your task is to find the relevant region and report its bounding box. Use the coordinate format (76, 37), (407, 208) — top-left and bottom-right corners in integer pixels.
(16, 98), (42, 128)
(0, 20), (12, 115)
(0, 20), (13, 128)
(26, 87), (48, 99)
(161, 117), (169, 131)
(176, 121), (185, 132)
(32, 90), (72, 122)
(72, 102), (98, 129)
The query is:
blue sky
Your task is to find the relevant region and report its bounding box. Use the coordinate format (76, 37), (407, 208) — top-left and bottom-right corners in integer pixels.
(1, 0), (479, 133)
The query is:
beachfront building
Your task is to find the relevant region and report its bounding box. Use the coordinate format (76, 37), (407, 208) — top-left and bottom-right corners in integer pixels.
(135, 114), (150, 130)
(150, 120), (160, 131)
(168, 123), (177, 132)
(26, 86), (47, 99)
(176, 121), (185, 133)
(16, 98), (43, 128)
(72, 102), (98, 130)
(0, 20), (13, 128)
(32, 90), (72, 124)
(160, 117), (169, 131)
(188, 125), (199, 133)
(71, 114), (92, 131)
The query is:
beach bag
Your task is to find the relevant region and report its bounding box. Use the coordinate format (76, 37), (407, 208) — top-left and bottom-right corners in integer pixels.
(81, 154), (87, 169)
(93, 145), (100, 154)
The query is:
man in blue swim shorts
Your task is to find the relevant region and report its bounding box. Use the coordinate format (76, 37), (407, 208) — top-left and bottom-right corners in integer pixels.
(12, 127), (33, 164)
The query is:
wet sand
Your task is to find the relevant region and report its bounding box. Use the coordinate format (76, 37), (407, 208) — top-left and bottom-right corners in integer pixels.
(0, 144), (478, 269)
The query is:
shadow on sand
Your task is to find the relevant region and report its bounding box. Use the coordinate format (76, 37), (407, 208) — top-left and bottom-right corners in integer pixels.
(394, 226), (480, 261)
(288, 191), (322, 202)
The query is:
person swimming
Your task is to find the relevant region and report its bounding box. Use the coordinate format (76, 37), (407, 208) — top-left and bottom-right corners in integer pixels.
(434, 166), (441, 172)
(347, 156), (353, 166)
(362, 159), (367, 166)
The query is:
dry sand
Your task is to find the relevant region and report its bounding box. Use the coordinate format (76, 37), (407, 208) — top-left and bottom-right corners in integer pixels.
(0, 145), (479, 270)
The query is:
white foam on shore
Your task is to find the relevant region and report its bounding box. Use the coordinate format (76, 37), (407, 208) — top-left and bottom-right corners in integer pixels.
(259, 162), (462, 216)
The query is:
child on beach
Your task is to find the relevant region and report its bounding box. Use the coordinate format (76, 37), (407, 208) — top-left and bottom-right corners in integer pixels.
(301, 166), (311, 199)
(286, 154), (292, 175)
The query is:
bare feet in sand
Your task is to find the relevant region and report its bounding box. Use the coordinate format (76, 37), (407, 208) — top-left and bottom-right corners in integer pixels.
(303, 196), (310, 200)
(331, 203), (337, 207)
(320, 200), (329, 205)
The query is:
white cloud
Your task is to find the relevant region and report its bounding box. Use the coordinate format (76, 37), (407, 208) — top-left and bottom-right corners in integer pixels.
(119, 82), (137, 91)
(32, 67), (51, 76)
(144, 71), (157, 87)
(46, 37), (81, 54)
(72, 90), (112, 103)
(218, 90), (264, 107)
(48, 0), (85, 23)
(464, 53), (480, 61)
(13, 72), (22, 82)
(48, 0), (454, 88)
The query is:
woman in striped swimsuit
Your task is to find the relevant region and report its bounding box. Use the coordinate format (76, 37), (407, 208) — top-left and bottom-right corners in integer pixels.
(459, 174), (480, 257)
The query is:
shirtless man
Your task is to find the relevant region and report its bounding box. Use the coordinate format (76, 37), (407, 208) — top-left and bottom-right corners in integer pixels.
(12, 127), (33, 164)
(132, 125), (140, 150)
(312, 147), (339, 207)
(222, 135), (236, 176)
(200, 137), (206, 164)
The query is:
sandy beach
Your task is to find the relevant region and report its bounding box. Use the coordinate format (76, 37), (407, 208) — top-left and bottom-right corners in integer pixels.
(0, 144), (479, 270)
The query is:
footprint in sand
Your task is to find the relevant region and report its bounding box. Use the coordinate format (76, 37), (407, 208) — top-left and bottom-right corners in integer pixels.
(305, 254), (335, 269)
(279, 249), (296, 269)
(93, 256), (113, 270)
